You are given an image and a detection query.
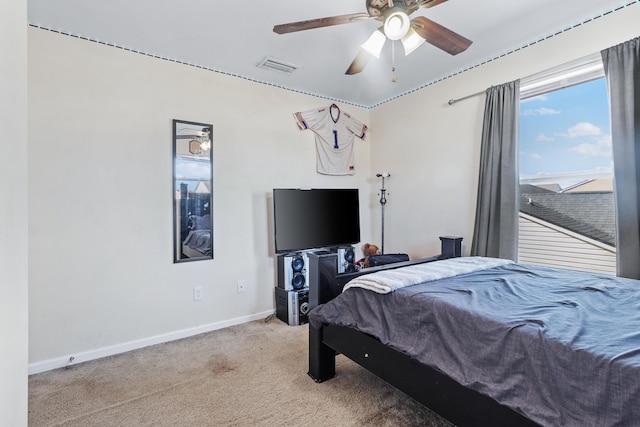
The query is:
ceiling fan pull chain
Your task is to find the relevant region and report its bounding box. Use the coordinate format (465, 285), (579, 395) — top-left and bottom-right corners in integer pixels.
(391, 41), (398, 82)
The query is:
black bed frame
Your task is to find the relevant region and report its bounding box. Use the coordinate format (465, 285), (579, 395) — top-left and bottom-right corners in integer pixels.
(307, 256), (540, 427)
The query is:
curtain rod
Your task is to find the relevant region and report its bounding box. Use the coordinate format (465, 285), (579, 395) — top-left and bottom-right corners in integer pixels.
(448, 53), (604, 106)
(448, 90), (484, 106)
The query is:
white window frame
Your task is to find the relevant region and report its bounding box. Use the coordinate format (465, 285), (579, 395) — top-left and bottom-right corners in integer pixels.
(518, 53), (615, 274)
(520, 52), (604, 100)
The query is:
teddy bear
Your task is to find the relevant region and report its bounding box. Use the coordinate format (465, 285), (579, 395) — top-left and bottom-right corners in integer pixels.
(358, 243), (381, 269)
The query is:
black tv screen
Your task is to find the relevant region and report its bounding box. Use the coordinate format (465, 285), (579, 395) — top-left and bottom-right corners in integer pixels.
(273, 188), (361, 253)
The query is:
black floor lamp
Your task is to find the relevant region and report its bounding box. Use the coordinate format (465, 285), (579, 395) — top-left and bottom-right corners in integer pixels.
(376, 173), (390, 254)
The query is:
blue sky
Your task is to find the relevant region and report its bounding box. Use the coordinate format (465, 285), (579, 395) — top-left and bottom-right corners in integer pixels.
(175, 158), (211, 192)
(519, 78), (612, 177)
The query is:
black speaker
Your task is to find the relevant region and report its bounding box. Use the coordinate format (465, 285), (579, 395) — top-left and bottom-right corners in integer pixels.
(337, 246), (356, 273)
(274, 287), (309, 326)
(277, 253), (309, 291)
(439, 236), (463, 259)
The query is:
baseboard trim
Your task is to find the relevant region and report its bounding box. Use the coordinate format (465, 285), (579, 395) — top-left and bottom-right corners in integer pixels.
(28, 310), (275, 375)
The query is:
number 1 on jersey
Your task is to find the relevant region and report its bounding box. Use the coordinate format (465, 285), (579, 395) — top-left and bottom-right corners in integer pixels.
(332, 130), (339, 149)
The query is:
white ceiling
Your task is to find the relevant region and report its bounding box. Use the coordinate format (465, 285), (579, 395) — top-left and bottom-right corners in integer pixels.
(27, 0), (636, 108)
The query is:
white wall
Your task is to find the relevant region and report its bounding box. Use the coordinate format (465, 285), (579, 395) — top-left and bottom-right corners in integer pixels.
(28, 28), (373, 369)
(0, 0), (28, 424)
(369, 3), (640, 259)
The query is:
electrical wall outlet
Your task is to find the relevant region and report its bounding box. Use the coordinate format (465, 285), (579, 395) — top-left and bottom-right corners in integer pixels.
(237, 280), (246, 294)
(193, 286), (203, 301)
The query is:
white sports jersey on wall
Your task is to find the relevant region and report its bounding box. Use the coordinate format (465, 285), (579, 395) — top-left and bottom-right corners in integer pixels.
(294, 104), (368, 175)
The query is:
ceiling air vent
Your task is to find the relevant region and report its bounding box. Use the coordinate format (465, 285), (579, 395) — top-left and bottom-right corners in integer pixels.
(257, 56), (300, 74)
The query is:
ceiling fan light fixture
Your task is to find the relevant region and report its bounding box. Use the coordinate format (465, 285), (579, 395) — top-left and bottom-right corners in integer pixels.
(401, 28), (425, 56)
(189, 140), (202, 155)
(361, 29), (386, 58)
(383, 11), (410, 40)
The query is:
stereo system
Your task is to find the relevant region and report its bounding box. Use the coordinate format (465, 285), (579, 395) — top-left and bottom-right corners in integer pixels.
(275, 287), (309, 326)
(275, 246), (354, 326)
(337, 246), (356, 274)
(277, 252), (309, 291)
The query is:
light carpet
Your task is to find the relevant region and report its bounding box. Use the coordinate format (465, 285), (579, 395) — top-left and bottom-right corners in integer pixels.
(28, 318), (454, 426)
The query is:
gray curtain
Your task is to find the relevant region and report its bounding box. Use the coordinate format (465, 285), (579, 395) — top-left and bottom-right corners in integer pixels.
(601, 37), (640, 279)
(470, 80), (520, 260)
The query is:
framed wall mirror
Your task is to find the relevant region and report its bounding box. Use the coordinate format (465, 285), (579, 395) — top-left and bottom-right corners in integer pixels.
(173, 119), (213, 263)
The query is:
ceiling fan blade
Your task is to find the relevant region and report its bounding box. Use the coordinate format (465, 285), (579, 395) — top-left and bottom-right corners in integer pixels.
(345, 49), (374, 75)
(411, 16), (472, 55)
(273, 13), (371, 34)
(417, 0), (450, 9)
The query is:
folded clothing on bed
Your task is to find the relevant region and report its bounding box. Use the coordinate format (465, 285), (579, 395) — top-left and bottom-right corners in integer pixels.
(343, 256), (512, 294)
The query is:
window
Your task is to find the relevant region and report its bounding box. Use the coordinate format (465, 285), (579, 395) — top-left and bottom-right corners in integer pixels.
(518, 54), (616, 274)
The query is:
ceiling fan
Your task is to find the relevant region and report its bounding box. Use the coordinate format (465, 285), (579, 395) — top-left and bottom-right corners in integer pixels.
(273, 0), (472, 75)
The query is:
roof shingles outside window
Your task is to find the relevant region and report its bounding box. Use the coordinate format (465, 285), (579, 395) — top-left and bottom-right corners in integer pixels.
(519, 184), (615, 247)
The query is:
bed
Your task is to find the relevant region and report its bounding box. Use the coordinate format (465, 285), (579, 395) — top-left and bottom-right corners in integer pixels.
(181, 214), (212, 258)
(308, 256), (640, 426)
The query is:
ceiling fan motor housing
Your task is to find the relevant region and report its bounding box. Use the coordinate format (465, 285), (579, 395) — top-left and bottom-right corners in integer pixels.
(367, 0), (420, 18)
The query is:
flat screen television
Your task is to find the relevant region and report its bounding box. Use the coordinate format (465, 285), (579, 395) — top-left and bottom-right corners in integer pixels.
(273, 188), (360, 254)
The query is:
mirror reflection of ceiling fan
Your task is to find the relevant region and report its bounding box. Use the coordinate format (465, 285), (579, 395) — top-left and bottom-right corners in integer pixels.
(273, 0), (472, 75)
(176, 127), (212, 155)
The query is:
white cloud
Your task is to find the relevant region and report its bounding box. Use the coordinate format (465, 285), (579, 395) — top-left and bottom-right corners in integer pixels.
(531, 153), (542, 159)
(521, 94), (548, 104)
(522, 107), (561, 116)
(563, 122), (603, 138)
(538, 107), (561, 115)
(564, 123), (610, 157)
(536, 133), (554, 142)
(568, 136), (612, 157)
(176, 161), (211, 179)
